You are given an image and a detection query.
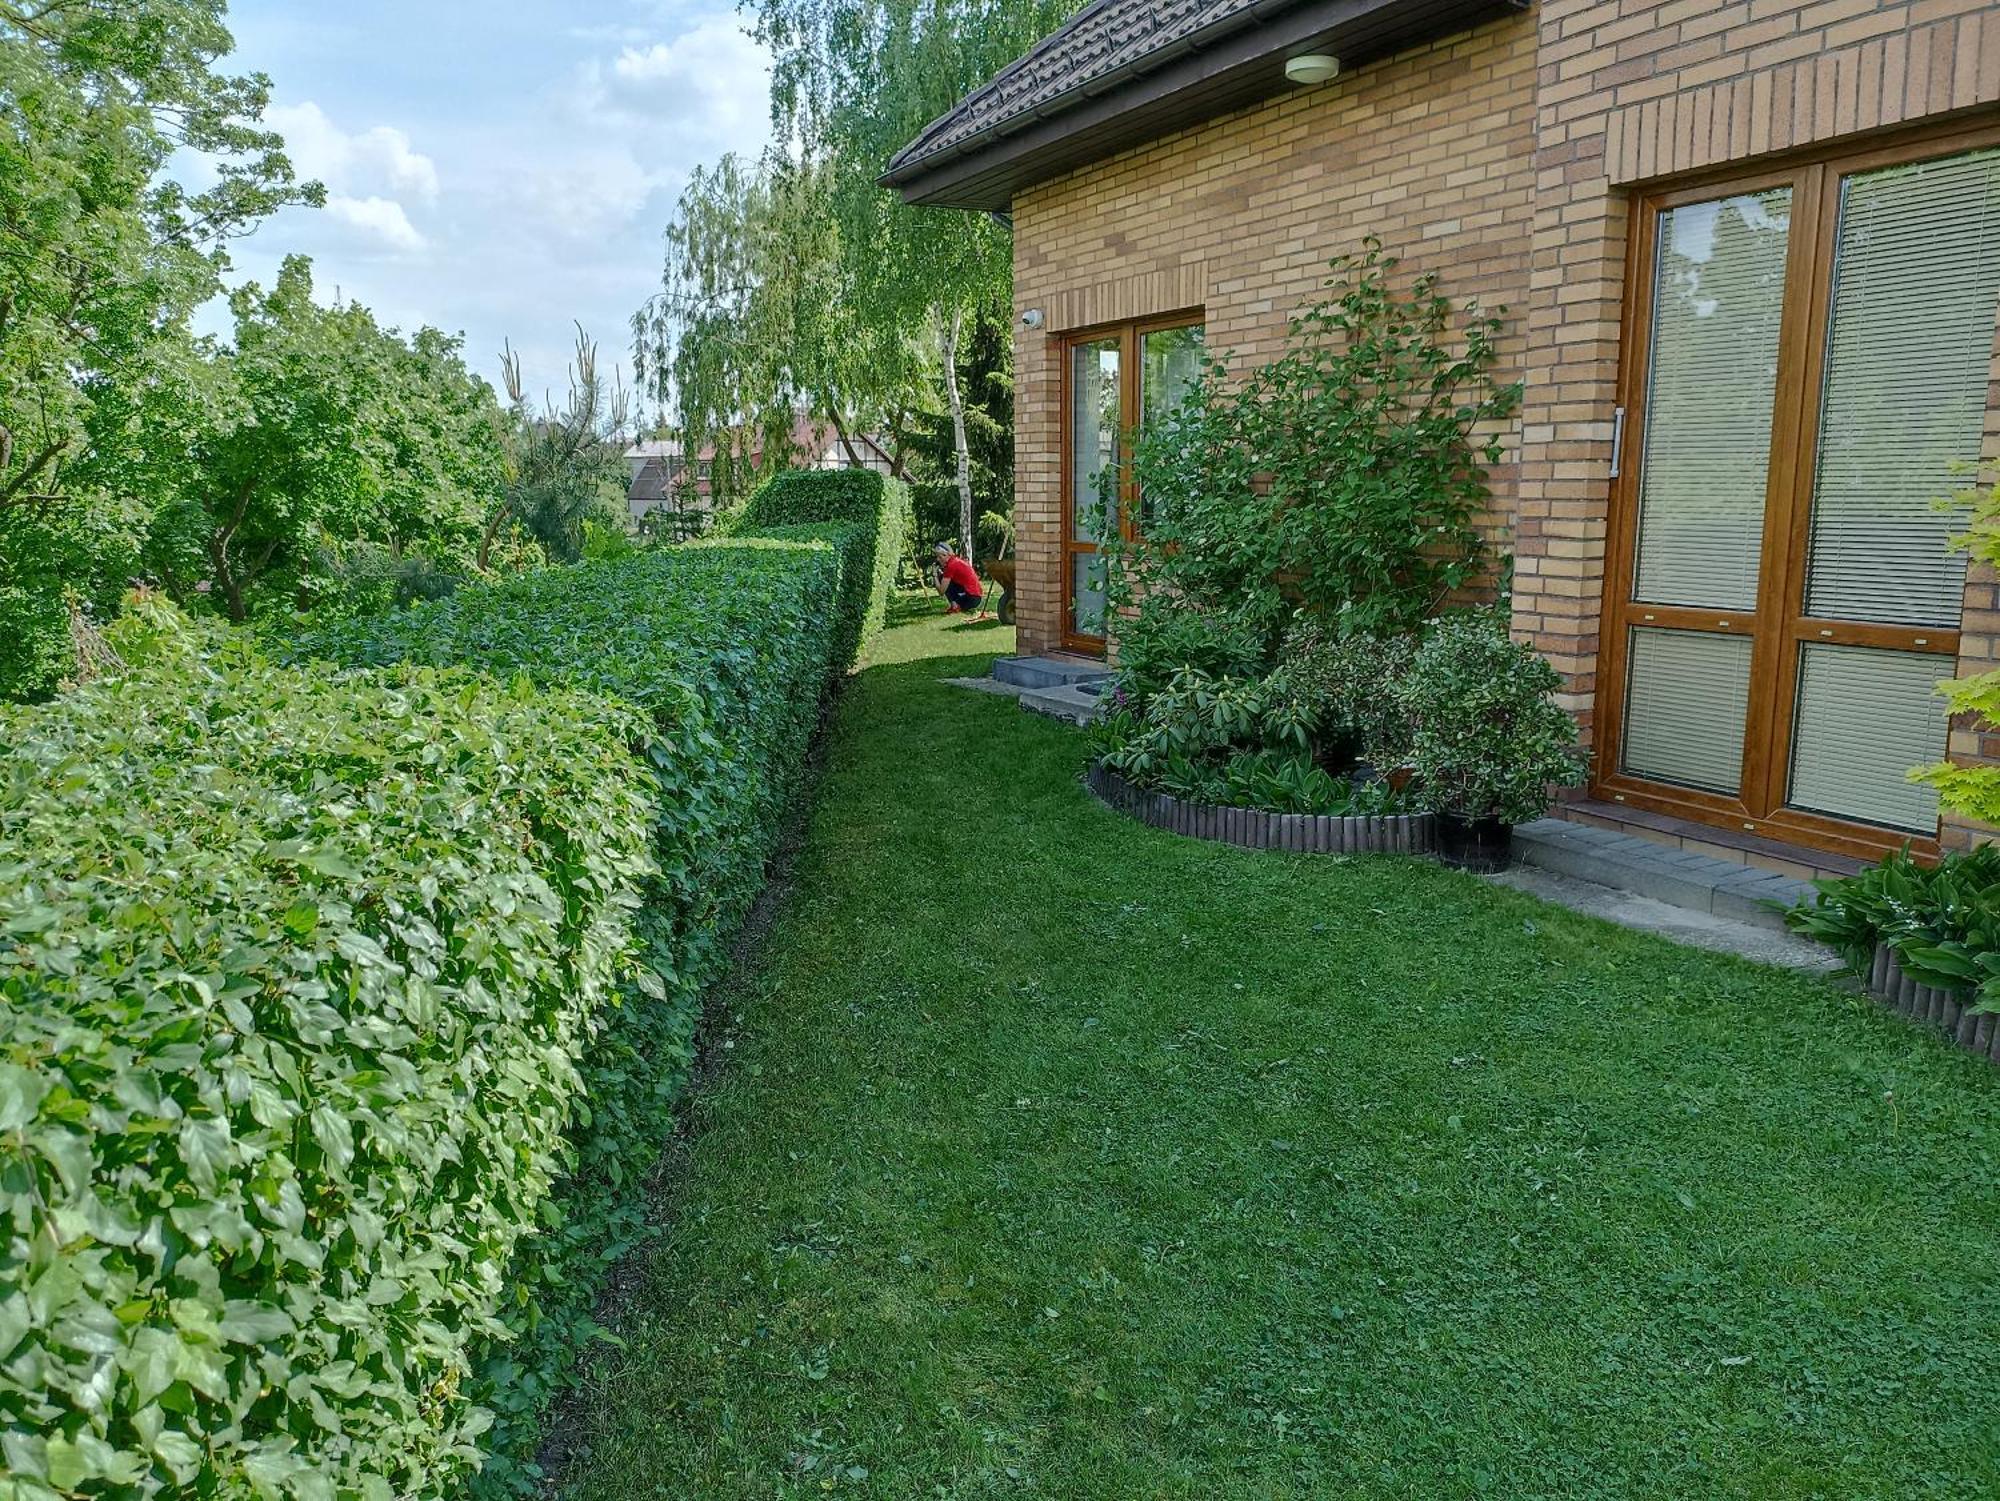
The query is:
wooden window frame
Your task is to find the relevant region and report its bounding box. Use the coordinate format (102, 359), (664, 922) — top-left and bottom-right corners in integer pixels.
(1594, 120), (2000, 863)
(1057, 309), (1204, 654)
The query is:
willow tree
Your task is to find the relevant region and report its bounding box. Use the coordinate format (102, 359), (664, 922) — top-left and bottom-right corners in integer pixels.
(739, 0), (1079, 556)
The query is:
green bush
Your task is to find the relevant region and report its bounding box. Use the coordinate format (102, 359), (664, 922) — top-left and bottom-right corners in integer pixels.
(0, 654), (656, 1499)
(1397, 614), (1585, 824)
(0, 538), (851, 1498)
(738, 468), (909, 670)
(291, 538), (846, 1492)
(1789, 845), (2000, 1009)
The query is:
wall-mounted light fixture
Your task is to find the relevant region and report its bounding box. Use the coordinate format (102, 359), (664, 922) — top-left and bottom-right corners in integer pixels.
(1284, 53), (1340, 85)
(1020, 308), (1045, 329)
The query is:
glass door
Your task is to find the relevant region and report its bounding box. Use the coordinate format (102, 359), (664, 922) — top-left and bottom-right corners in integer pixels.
(1776, 147), (2000, 834)
(1060, 316), (1204, 653)
(1063, 335), (1120, 649)
(1614, 185), (1797, 805)
(1600, 131), (2000, 858)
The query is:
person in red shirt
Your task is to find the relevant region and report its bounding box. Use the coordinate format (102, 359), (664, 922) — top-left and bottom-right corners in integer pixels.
(933, 541), (991, 621)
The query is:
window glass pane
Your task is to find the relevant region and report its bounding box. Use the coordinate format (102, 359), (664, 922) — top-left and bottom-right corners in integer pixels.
(1070, 553), (1107, 639)
(1139, 324), (1203, 527)
(1070, 338), (1120, 543)
(1804, 148), (2000, 626)
(1631, 190), (1792, 611)
(1140, 324), (1203, 430)
(1788, 644), (1947, 832)
(1623, 627), (1753, 794)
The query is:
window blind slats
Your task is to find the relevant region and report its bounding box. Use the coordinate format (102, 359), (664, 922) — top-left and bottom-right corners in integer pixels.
(1623, 628), (1753, 794)
(1804, 149), (2000, 626)
(1788, 645), (1948, 833)
(1632, 191), (1793, 611)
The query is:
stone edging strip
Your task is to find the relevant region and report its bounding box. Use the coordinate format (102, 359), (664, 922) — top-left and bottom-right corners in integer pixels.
(1085, 762), (1435, 856)
(1868, 942), (2000, 1067)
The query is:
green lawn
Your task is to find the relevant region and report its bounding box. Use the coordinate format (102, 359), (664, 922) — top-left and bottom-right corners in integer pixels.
(560, 603), (2000, 1499)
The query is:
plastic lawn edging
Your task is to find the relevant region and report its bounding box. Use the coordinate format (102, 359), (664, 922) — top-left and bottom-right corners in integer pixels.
(0, 537), (860, 1499)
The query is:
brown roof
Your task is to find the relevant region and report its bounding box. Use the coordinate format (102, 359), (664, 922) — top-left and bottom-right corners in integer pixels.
(883, 0), (1528, 211)
(889, 0), (1264, 173)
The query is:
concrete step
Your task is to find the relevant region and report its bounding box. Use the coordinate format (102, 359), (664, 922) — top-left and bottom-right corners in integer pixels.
(993, 654), (1112, 690)
(1019, 679), (1109, 725)
(1512, 818), (1818, 933)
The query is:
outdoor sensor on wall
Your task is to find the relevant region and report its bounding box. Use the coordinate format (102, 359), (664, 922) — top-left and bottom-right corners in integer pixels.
(1285, 54), (1340, 85)
(1021, 308), (1045, 328)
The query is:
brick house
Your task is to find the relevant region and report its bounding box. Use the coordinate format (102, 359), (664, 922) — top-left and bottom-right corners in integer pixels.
(883, 0), (2000, 874)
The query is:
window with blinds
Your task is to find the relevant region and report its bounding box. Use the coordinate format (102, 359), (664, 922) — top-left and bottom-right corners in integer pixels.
(1632, 190), (1791, 612)
(1070, 339), (1120, 544)
(1789, 645), (1948, 832)
(1622, 628), (1754, 794)
(1602, 133), (2000, 856)
(1803, 149), (2000, 626)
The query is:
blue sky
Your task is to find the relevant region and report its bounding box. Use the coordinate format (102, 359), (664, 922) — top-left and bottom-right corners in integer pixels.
(203, 0), (773, 408)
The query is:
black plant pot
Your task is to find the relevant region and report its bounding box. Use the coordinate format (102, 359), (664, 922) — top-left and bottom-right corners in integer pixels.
(1435, 811), (1513, 872)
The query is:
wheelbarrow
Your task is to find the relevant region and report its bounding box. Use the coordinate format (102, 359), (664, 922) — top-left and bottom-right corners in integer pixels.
(979, 557), (1017, 625)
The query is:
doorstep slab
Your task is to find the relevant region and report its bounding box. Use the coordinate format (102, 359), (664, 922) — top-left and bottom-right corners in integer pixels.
(1020, 680), (1108, 725)
(1489, 865), (1842, 973)
(1512, 818), (1817, 933)
(992, 654), (1113, 691)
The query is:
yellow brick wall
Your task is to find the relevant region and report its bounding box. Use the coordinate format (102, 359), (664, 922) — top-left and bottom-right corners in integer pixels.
(1010, 12), (1540, 656)
(1008, 0), (2000, 852)
(1512, 0), (2000, 853)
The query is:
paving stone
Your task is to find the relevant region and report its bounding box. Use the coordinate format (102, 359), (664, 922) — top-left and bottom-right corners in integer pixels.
(1513, 820), (1835, 932)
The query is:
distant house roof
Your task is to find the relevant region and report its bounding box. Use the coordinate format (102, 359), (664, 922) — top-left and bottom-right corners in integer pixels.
(882, 0), (1527, 211)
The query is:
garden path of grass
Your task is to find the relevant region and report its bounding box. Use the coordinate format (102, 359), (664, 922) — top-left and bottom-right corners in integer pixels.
(561, 603), (2000, 1499)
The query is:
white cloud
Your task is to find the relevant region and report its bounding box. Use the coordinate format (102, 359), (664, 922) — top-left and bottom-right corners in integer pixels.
(268, 101), (440, 202)
(583, 17), (772, 150)
(508, 151), (663, 243)
(324, 195), (427, 254)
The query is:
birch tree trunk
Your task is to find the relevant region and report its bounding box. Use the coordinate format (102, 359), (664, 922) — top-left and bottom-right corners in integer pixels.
(937, 306), (975, 560)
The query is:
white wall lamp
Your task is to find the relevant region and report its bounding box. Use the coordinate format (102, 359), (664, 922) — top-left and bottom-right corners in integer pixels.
(1284, 53), (1341, 86)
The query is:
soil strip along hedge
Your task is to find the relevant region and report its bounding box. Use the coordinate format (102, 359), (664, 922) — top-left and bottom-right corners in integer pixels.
(0, 516), (880, 1498)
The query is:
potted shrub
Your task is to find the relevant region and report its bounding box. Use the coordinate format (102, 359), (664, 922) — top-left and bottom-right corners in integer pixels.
(1399, 615), (1585, 871)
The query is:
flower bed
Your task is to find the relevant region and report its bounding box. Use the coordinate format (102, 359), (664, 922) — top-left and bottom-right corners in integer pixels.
(1788, 847), (2000, 1068)
(1087, 762), (1435, 854)
(1864, 944), (2000, 1065)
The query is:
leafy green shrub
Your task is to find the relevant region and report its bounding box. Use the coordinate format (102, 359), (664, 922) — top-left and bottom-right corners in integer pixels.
(291, 538), (845, 1492)
(739, 468), (909, 669)
(1093, 666), (1403, 815)
(1111, 239), (1520, 651)
(1110, 598), (1268, 710)
(1915, 465), (2000, 825)
(1268, 622), (1420, 770)
(0, 654), (656, 1499)
(1789, 846), (2000, 1010)
(1397, 615), (1585, 824)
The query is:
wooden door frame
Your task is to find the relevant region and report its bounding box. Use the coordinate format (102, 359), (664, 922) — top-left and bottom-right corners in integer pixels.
(1056, 309), (1205, 655)
(1592, 119), (2000, 862)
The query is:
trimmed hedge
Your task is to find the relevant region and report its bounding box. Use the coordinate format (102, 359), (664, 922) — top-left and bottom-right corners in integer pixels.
(292, 539), (847, 1493)
(0, 659), (655, 1499)
(738, 468), (909, 671)
(0, 537), (853, 1498)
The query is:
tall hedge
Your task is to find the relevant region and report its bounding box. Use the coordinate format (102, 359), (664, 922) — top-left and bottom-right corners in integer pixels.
(292, 538), (848, 1492)
(738, 468), (909, 671)
(0, 658), (656, 1499)
(0, 537), (852, 1497)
